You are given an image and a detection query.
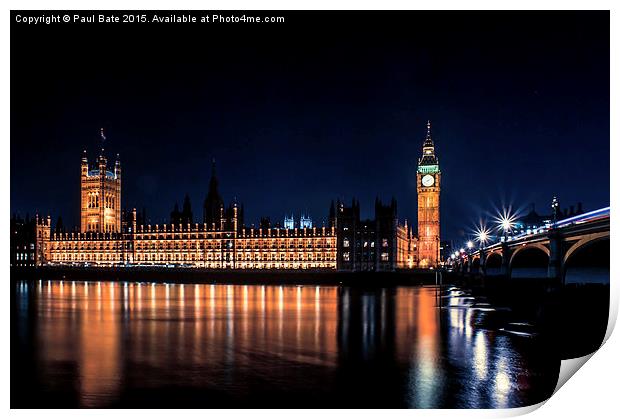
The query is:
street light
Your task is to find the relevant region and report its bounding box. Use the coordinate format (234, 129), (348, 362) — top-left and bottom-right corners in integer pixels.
(474, 223), (490, 247)
(466, 240), (474, 250)
(551, 196), (560, 227)
(494, 208), (516, 241)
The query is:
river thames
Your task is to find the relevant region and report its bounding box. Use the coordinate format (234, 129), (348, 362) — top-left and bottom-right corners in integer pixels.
(12, 280), (559, 408)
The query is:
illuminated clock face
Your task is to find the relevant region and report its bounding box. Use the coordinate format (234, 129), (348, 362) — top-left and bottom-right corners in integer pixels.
(422, 174), (435, 187)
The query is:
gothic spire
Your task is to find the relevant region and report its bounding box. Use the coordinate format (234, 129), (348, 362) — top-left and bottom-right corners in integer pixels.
(423, 120), (434, 148)
(419, 120), (438, 165)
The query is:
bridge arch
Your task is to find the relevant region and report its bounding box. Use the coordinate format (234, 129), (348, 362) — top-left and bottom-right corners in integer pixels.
(509, 244), (549, 279)
(563, 232), (610, 267)
(471, 256), (481, 272)
(509, 243), (550, 268)
(563, 233), (609, 285)
(484, 251), (503, 275)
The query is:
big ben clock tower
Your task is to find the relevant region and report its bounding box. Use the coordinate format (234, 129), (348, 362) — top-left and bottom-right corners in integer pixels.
(417, 121), (441, 268)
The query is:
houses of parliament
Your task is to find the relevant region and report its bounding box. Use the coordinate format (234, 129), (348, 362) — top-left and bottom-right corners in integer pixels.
(21, 123), (441, 271)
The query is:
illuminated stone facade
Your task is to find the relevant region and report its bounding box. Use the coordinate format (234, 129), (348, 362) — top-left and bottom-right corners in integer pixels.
(34, 214), (52, 267)
(35, 153), (337, 269)
(416, 121), (441, 268)
(31, 139), (432, 271)
(41, 223), (337, 269)
(80, 149), (121, 233)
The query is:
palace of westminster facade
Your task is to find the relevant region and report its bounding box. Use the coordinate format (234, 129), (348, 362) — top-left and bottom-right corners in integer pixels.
(27, 123), (441, 271)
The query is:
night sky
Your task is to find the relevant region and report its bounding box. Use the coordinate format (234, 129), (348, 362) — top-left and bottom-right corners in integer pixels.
(10, 11), (609, 242)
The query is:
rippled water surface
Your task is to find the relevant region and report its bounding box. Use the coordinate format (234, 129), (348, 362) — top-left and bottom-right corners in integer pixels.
(12, 280), (559, 408)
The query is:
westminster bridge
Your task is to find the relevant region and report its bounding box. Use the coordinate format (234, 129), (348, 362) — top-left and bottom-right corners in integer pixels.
(452, 207), (610, 283)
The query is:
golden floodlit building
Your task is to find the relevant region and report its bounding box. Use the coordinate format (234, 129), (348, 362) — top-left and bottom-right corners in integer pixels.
(416, 121), (441, 268)
(81, 147), (122, 233)
(36, 149), (338, 270)
(32, 123), (440, 271)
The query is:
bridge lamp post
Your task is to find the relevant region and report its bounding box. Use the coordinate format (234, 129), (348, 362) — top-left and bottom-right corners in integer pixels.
(498, 217), (514, 242)
(475, 227), (489, 275)
(476, 230), (489, 247)
(474, 223), (490, 248)
(551, 196), (560, 228)
(494, 208), (516, 242)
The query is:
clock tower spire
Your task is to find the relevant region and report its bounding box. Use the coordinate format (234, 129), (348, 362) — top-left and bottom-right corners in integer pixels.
(416, 120), (441, 268)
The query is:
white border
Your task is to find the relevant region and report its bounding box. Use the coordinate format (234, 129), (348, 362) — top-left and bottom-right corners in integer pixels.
(3, 1), (617, 418)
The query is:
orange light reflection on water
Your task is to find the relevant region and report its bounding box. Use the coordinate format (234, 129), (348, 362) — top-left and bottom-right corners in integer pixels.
(34, 281), (340, 407)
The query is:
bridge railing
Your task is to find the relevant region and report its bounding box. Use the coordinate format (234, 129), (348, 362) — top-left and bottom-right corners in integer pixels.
(473, 206), (610, 254)
(553, 206), (610, 229)
(448, 207), (609, 268)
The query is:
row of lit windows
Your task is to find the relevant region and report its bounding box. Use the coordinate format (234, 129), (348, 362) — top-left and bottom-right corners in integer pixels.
(103, 223), (117, 233)
(86, 192), (117, 209)
(52, 243), (124, 251)
(134, 233), (228, 240)
(52, 238), (335, 250)
(86, 192), (99, 209)
(342, 252), (389, 262)
(50, 252), (337, 265)
(84, 224), (118, 233)
(13, 244), (35, 251)
(85, 222), (118, 233)
(86, 222), (99, 232)
(51, 245), (330, 257)
(130, 253), (335, 262)
(132, 243), (334, 251)
(104, 194), (116, 209)
(55, 249), (337, 258)
(130, 233), (335, 243)
(236, 263), (336, 269)
(52, 250), (336, 261)
(54, 254), (122, 262)
(342, 238), (389, 248)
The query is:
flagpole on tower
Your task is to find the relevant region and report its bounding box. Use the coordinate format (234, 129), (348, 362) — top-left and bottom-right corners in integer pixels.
(100, 128), (106, 156)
